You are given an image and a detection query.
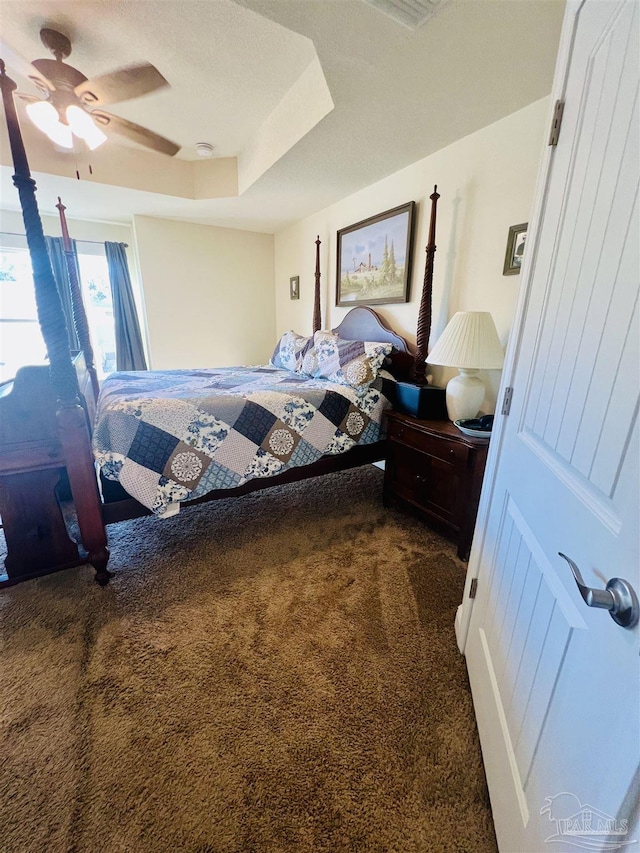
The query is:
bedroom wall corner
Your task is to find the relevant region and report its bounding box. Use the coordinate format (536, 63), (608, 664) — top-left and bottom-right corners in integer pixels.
(274, 97), (551, 412)
(132, 216), (276, 369)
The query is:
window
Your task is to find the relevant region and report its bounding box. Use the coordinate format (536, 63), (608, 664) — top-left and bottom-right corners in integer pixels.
(0, 244), (46, 384)
(0, 239), (117, 384)
(76, 252), (117, 377)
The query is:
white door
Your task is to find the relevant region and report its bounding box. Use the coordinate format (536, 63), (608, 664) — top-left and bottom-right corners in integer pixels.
(464, 1), (639, 851)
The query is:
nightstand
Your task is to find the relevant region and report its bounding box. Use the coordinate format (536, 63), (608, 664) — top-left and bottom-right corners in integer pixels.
(383, 411), (490, 560)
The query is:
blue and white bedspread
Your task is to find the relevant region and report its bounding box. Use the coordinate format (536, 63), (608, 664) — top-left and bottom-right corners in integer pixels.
(93, 366), (395, 517)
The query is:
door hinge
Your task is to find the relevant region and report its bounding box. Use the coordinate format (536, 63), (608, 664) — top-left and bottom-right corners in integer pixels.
(501, 386), (513, 416)
(548, 100), (564, 146)
(469, 578), (478, 599)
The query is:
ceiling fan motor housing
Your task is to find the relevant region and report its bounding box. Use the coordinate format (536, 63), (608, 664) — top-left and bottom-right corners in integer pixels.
(39, 27), (72, 60)
(31, 58), (87, 89)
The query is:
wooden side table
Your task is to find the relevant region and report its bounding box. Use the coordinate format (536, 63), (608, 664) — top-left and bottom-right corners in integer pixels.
(383, 411), (490, 560)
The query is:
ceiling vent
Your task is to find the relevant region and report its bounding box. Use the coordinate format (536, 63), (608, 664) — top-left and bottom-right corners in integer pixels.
(361, 0), (448, 30)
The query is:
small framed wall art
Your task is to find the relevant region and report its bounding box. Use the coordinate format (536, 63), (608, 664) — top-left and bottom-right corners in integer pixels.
(503, 222), (528, 275)
(289, 276), (300, 300)
(336, 201), (416, 306)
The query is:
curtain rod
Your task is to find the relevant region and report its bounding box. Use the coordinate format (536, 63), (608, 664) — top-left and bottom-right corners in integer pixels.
(0, 230), (128, 248)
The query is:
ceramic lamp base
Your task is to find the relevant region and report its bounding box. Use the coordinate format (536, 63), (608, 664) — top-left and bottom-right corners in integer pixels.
(445, 369), (485, 421)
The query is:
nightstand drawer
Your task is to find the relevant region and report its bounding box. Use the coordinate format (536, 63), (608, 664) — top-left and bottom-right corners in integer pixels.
(387, 419), (469, 466)
(388, 444), (431, 501)
(386, 443), (459, 522)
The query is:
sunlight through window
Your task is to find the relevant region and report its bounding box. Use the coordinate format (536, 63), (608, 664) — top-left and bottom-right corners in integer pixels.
(0, 242), (117, 384)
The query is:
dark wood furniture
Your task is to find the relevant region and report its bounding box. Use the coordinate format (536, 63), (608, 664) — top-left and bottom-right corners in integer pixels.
(383, 411), (489, 560)
(0, 354), (103, 584)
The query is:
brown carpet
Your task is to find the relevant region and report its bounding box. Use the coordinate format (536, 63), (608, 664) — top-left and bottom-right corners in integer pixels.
(0, 465), (496, 853)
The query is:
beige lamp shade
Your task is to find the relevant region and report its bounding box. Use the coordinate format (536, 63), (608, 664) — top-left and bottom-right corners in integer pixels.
(427, 312), (504, 421)
(427, 311), (504, 369)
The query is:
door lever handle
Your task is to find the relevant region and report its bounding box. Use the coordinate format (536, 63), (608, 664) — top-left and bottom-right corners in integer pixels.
(558, 553), (639, 629)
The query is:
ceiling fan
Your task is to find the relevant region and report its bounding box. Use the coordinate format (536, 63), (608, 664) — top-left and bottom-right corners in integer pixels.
(16, 27), (180, 156)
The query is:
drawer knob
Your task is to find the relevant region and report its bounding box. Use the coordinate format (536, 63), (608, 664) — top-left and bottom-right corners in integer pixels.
(414, 473), (426, 483)
(449, 449), (455, 456)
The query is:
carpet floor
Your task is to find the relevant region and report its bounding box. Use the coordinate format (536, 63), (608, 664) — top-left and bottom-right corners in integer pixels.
(0, 465), (496, 853)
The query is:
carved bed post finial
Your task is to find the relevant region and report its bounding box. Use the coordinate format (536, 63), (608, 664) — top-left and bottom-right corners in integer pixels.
(56, 196), (100, 403)
(413, 185), (440, 385)
(313, 235), (322, 333)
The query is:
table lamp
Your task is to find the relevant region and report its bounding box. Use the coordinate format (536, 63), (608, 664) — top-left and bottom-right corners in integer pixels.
(427, 311), (504, 421)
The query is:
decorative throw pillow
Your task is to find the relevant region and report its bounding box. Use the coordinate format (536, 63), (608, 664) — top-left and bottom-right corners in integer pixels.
(313, 331), (393, 390)
(270, 331), (314, 373)
(299, 345), (318, 376)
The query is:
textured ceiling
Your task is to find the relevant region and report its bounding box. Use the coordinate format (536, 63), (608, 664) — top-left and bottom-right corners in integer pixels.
(0, 0), (566, 233)
(0, 0), (318, 159)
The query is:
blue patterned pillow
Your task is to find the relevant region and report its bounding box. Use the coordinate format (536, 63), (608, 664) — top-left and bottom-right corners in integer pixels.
(270, 331), (315, 373)
(313, 331), (392, 390)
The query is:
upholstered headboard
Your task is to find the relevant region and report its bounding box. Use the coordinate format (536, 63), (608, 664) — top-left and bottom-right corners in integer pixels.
(332, 306), (411, 353)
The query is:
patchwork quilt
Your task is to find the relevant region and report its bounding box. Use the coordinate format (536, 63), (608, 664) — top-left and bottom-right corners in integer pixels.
(93, 366), (396, 517)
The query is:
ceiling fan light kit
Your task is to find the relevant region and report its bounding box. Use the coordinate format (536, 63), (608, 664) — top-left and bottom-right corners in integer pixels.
(26, 100), (107, 150)
(25, 99), (72, 148)
(17, 27), (180, 157)
(65, 104), (107, 149)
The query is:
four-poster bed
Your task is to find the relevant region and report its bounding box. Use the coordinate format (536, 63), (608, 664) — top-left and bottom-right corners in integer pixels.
(0, 58), (441, 587)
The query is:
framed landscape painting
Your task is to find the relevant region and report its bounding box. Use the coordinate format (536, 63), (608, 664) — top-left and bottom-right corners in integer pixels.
(336, 201), (416, 306)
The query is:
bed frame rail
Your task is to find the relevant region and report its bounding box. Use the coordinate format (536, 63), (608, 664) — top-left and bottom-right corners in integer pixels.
(101, 442), (386, 525)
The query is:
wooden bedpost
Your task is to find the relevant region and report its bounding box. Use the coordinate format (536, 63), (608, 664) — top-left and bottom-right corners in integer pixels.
(56, 197), (101, 405)
(412, 185), (440, 384)
(0, 59), (111, 585)
(313, 235), (322, 333)
(0, 62), (79, 402)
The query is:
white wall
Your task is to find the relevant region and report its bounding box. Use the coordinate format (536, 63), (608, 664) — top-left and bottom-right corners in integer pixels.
(133, 215), (275, 369)
(274, 97), (551, 412)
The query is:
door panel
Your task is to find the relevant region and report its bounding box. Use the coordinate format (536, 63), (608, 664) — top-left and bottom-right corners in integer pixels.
(465, 2), (639, 850)
(481, 496), (585, 779)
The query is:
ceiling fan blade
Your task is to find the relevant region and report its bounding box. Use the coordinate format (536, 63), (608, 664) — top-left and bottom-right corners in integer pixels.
(0, 38), (54, 90)
(75, 63), (169, 106)
(25, 63), (55, 95)
(91, 110), (180, 157)
(16, 92), (41, 104)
